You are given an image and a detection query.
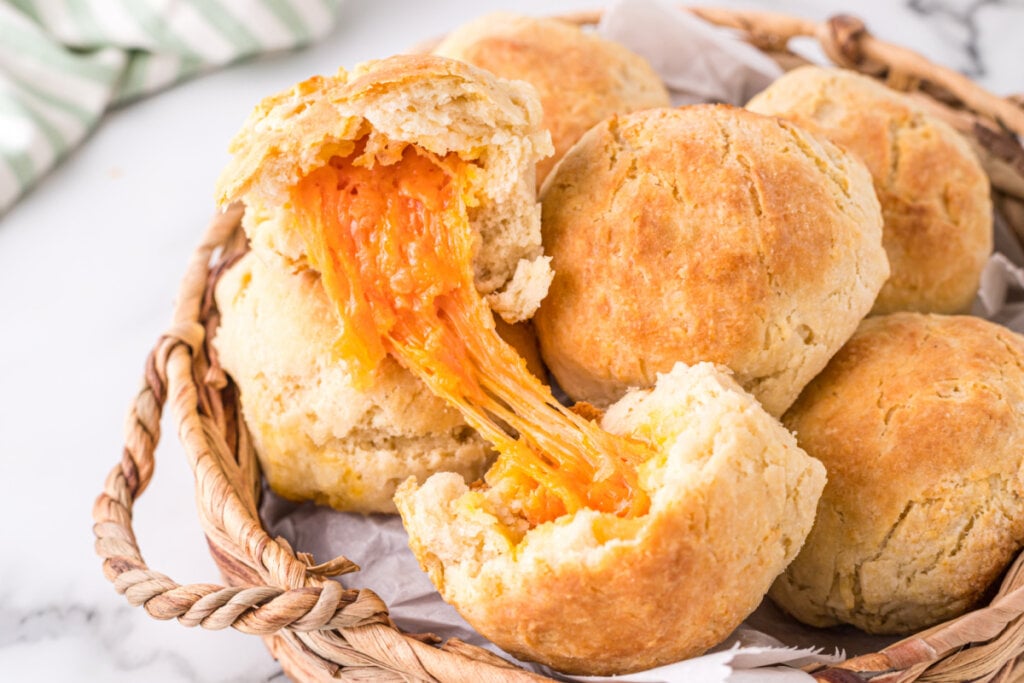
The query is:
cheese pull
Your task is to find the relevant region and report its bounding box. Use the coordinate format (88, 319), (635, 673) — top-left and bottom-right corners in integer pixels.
(217, 54), (830, 676)
(293, 145), (650, 526)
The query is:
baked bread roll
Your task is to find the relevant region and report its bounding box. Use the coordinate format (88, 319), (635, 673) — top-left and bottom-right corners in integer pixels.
(217, 54), (554, 324)
(747, 66), (992, 315)
(433, 12), (670, 185)
(396, 362), (826, 675)
(214, 252), (493, 512)
(215, 55), (823, 673)
(214, 55), (554, 512)
(534, 104), (889, 416)
(775, 313), (1024, 634)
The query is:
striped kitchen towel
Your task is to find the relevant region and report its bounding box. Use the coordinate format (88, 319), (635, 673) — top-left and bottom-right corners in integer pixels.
(0, 0), (343, 214)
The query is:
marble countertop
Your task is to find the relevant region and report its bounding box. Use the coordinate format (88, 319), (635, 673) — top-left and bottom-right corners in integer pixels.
(0, 1), (1020, 681)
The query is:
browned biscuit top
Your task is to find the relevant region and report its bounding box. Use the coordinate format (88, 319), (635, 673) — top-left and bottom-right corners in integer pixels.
(776, 313), (1024, 633)
(748, 66), (992, 314)
(535, 104), (888, 416)
(434, 12), (670, 184)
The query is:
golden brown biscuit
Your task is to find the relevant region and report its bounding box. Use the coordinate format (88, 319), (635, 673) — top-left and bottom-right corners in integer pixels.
(775, 313), (1024, 634)
(214, 55), (555, 512)
(535, 104), (889, 416)
(396, 362), (826, 675)
(217, 54), (554, 323)
(214, 252), (493, 513)
(433, 12), (670, 184)
(747, 66), (992, 315)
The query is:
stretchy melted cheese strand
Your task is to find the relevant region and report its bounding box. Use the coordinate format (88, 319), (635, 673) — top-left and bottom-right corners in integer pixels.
(292, 146), (651, 526)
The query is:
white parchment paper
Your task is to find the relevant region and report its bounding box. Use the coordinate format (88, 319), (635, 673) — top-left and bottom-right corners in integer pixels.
(260, 1), (1024, 680)
(597, 0), (783, 106)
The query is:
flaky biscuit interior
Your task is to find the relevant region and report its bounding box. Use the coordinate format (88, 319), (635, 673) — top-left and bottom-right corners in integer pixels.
(396, 362), (826, 675)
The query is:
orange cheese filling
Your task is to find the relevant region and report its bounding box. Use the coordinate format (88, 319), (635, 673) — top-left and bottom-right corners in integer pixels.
(292, 144), (651, 526)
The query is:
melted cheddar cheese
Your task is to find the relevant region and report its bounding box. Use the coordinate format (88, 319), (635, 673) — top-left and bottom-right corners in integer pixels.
(292, 144), (651, 526)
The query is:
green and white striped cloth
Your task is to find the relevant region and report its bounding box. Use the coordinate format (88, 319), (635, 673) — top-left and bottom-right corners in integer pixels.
(0, 0), (343, 214)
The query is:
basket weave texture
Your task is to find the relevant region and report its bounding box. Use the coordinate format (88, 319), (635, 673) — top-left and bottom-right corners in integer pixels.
(93, 7), (1024, 682)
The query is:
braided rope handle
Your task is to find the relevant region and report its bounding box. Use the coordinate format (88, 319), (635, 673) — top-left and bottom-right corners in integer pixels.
(92, 207), (549, 681)
(91, 206), (390, 634)
(806, 553), (1024, 681)
(697, 8), (1024, 134)
(560, 7), (1024, 204)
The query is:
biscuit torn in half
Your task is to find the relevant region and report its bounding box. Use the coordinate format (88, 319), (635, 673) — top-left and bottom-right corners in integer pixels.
(397, 363), (825, 675)
(218, 55), (825, 674)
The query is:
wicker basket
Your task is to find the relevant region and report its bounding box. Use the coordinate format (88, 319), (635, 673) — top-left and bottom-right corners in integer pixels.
(93, 7), (1024, 682)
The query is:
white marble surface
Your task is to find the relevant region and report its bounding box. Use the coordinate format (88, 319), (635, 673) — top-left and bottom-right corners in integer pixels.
(0, 1), (1020, 681)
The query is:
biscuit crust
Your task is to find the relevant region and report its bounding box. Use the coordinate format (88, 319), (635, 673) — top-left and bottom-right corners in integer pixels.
(213, 55), (557, 512)
(396, 363), (826, 675)
(216, 54), (555, 322)
(747, 66), (992, 314)
(214, 253), (495, 513)
(776, 313), (1024, 633)
(535, 104), (888, 416)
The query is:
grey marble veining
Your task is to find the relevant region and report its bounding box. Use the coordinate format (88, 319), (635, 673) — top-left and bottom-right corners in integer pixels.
(907, 0), (1022, 85)
(1, 598), (284, 681)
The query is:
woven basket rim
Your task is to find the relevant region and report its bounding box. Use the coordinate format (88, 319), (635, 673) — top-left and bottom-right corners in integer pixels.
(93, 6), (1024, 682)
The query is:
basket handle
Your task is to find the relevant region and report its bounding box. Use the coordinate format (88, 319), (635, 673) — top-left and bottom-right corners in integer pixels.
(560, 7), (1024, 204)
(91, 207), (390, 634)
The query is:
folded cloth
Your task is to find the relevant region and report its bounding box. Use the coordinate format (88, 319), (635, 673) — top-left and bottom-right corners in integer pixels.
(0, 0), (343, 214)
